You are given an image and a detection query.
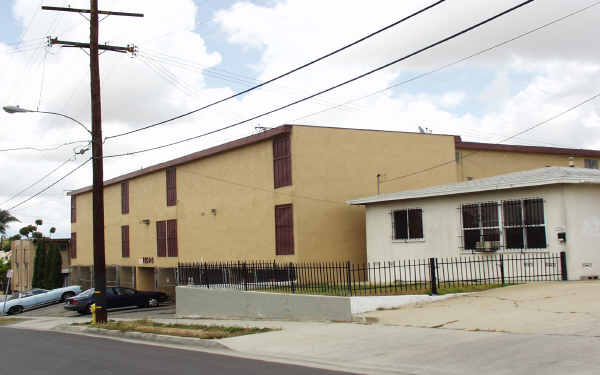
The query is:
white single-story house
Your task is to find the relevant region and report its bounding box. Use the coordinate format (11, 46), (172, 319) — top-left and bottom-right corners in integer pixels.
(348, 167), (600, 281)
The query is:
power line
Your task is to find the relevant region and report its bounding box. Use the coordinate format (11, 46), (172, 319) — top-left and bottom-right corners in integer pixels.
(381, 91), (600, 185)
(5, 157), (91, 211)
(291, 0), (600, 124)
(104, 0), (448, 140)
(0, 156), (74, 206)
(104, 0), (534, 158)
(0, 140), (89, 153)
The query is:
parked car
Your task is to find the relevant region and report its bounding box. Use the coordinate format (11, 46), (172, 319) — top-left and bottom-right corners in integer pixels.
(64, 286), (168, 314)
(0, 286), (82, 315)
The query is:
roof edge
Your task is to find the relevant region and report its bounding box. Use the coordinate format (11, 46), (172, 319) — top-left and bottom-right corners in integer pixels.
(455, 140), (600, 157)
(68, 125), (292, 196)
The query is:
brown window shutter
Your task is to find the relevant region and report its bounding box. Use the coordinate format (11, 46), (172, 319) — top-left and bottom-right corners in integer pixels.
(121, 182), (129, 214)
(166, 167), (177, 206)
(121, 225), (130, 258)
(167, 219), (178, 257)
(156, 221), (167, 257)
(71, 196), (76, 223)
(71, 232), (77, 259)
(273, 134), (292, 188)
(275, 204), (294, 255)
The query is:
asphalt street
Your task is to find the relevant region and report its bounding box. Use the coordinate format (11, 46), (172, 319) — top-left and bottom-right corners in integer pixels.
(0, 327), (354, 375)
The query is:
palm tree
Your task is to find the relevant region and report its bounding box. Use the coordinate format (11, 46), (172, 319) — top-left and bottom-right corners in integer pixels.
(0, 210), (19, 236)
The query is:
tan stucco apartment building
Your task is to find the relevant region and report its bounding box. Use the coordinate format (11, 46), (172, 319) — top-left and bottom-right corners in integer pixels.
(10, 239), (71, 292)
(68, 125), (600, 293)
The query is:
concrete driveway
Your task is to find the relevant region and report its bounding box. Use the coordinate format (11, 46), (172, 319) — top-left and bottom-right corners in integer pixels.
(365, 281), (600, 336)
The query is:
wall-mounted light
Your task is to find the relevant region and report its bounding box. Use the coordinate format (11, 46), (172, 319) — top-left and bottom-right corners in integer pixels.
(140, 219), (150, 225)
(210, 208), (217, 216)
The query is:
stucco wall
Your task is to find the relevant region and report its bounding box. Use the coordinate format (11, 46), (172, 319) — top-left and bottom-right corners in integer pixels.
(561, 184), (600, 279)
(291, 126), (458, 263)
(457, 149), (593, 181)
(364, 184), (600, 279)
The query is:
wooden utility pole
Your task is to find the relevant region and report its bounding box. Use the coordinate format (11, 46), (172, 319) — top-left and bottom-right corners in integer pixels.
(43, 2), (143, 324)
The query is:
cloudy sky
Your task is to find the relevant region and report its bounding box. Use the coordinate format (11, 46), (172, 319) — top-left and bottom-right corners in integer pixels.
(1, 0), (599, 237)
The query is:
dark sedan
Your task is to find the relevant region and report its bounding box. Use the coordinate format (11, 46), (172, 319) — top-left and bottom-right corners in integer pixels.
(64, 286), (168, 314)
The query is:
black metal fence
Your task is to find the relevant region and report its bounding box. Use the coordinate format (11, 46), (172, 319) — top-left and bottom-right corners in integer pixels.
(178, 252), (567, 296)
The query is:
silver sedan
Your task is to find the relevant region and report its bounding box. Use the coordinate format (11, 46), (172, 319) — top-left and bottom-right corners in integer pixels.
(0, 286), (82, 315)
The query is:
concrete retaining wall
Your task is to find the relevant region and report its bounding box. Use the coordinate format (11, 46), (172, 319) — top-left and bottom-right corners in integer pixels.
(177, 286), (465, 321)
(177, 286), (353, 321)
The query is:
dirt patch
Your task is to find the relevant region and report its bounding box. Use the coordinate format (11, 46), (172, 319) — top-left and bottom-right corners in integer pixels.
(73, 319), (275, 339)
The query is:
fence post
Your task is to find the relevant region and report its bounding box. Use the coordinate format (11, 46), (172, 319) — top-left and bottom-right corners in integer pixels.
(500, 254), (505, 286)
(346, 261), (353, 296)
(203, 263), (210, 289)
(289, 262), (295, 293)
(429, 258), (438, 295)
(243, 262), (248, 291)
(560, 251), (568, 281)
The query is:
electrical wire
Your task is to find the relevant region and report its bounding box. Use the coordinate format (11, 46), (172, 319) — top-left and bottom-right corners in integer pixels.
(291, 0), (600, 124)
(5, 157), (92, 211)
(0, 140), (89, 153)
(381, 91), (600, 185)
(0, 156), (74, 206)
(104, 0), (535, 157)
(104, 0), (449, 140)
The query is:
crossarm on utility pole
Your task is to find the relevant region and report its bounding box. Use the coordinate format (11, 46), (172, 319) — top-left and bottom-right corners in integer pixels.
(41, 6), (144, 17)
(49, 38), (135, 54)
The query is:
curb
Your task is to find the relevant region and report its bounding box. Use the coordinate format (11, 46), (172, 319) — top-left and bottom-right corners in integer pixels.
(57, 324), (231, 350)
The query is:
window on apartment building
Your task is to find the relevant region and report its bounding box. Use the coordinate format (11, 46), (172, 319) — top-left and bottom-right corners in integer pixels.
(166, 167), (177, 206)
(71, 195), (76, 223)
(156, 220), (178, 257)
(584, 159), (599, 169)
(392, 209), (424, 240)
(121, 181), (129, 214)
(460, 199), (546, 251)
(121, 225), (130, 258)
(275, 204), (294, 255)
(167, 219), (178, 257)
(273, 134), (291, 188)
(461, 202), (500, 250)
(71, 232), (77, 259)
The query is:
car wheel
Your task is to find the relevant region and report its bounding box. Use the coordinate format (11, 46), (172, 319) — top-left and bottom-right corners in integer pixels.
(7, 305), (24, 315)
(146, 298), (159, 308)
(61, 292), (76, 302)
(77, 304), (92, 315)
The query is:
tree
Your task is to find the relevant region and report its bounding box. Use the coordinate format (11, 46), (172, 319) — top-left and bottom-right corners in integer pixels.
(9, 234), (21, 241)
(35, 219), (43, 226)
(0, 210), (19, 236)
(31, 240), (47, 289)
(45, 244), (63, 289)
(49, 227), (56, 238)
(19, 225), (37, 238)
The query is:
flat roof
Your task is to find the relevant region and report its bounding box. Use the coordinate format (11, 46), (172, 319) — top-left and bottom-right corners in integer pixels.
(349, 167), (600, 205)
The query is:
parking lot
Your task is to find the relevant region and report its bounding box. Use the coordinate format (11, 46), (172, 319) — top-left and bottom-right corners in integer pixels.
(18, 301), (175, 318)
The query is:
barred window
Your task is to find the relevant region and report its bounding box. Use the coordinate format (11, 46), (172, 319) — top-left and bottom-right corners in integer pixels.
(503, 198), (546, 249)
(461, 202), (500, 251)
(460, 198), (546, 251)
(393, 209), (423, 240)
(584, 159), (598, 169)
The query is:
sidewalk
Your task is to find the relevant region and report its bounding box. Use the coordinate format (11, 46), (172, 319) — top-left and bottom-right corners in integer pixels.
(4, 281), (600, 375)
(365, 281), (600, 336)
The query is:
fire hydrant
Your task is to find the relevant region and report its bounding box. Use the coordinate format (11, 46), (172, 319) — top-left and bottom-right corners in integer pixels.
(90, 303), (97, 325)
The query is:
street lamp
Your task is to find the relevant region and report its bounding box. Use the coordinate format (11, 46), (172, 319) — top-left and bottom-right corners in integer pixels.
(3, 104), (108, 323)
(3, 106), (92, 135)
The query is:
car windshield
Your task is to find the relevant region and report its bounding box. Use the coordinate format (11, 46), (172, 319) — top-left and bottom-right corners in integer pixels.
(78, 288), (95, 297)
